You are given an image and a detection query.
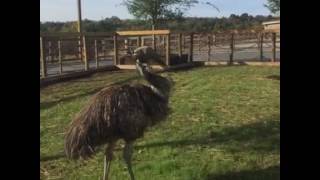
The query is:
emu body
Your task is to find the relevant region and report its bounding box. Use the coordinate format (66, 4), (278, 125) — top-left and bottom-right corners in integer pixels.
(65, 46), (172, 180)
(65, 84), (169, 159)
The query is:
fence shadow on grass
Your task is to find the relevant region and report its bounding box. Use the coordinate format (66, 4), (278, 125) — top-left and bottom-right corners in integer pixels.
(136, 117), (279, 180)
(205, 165), (280, 180)
(165, 63), (204, 73)
(40, 117), (279, 162)
(40, 75), (139, 110)
(40, 152), (65, 162)
(266, 75), (280, 81)
(135, 117), (280, 154)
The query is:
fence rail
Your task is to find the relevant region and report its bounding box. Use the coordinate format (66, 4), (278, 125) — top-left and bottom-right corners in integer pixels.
(40, 30), (280, 78)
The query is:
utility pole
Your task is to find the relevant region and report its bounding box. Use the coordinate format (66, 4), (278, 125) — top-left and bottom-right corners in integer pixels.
(77, 0), (83, 62)
(77, 0), (82, 34)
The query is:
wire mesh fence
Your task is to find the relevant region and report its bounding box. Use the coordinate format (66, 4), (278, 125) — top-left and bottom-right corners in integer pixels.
(40, 30), (280, 78)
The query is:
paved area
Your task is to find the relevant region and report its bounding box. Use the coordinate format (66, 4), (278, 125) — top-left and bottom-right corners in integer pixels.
(41, 60), (114, 77)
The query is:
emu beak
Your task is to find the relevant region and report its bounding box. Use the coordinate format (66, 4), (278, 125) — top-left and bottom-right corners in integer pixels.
(133, 53), (138, 59)
(136, 59), (144, 76)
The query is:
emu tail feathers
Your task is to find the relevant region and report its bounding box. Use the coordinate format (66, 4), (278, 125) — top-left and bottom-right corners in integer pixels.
(64, 122), (95, 160)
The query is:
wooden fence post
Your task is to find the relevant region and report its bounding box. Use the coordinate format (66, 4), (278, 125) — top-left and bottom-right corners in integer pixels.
(114, 33), (118, 65)
(58, 40), (62, 74)
(208, 34), (211, 61)
(198, 34), (201, 52)
(161, 36), (165, 49)
(102, 39), (106, 60)
(94, 39), (99, 68)
(48, 41), (52, 63)
(152, 25), (156, 51)
(152, 34), (156, 51)
(78, 36), (83, 62)
(272, 32), (276, 62)
(212, 33), (216, 61)
(189, 33), (194, 62)
(82, 35), (89, 71)
(166, 33), (171, 66)
(260, 32), (264, 61)
(213, 33), (216, 46)
(182, 34), (185, 52)
(40, 37), (47, 78)
(137, 36), (141, 47)
(229, 33), (234, 65)
(178, 33), (182, 57)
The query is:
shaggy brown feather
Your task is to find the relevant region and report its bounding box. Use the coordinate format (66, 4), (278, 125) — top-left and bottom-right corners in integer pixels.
(64, 83), (169, 159)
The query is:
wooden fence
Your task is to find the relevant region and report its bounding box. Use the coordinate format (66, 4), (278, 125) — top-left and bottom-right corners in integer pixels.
(40, 30), (280, 78)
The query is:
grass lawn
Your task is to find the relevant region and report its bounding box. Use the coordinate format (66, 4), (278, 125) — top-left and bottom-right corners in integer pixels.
(40, 65), (280, 180)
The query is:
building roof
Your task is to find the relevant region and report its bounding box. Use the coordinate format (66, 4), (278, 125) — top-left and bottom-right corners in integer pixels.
(116, 30), (170, 36)
(262, 20), (280, 25)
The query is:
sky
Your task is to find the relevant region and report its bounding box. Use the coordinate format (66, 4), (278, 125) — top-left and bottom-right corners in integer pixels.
(40, 0), (271, 22)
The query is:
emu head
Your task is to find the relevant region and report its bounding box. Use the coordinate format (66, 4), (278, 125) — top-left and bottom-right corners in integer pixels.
(136, 58), (173, 100)
(133, 46), (165, 66)
(134, 46), (156, 77)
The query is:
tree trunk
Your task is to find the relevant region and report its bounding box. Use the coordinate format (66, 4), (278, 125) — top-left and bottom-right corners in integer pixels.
(152, 21), (156, 51)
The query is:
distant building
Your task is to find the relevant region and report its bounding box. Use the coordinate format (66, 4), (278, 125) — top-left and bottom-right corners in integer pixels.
(262, 20), (280, 32)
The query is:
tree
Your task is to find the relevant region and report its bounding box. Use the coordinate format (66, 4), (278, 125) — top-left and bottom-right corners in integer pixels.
(40, 14), (275, 33)
(265, 0), (280, 15)
(122, 0), (199, 29)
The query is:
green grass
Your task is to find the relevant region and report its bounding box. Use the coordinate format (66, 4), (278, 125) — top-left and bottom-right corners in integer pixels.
(40, 66), (280, 180)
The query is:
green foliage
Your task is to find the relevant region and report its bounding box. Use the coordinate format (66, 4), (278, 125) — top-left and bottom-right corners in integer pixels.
(265, 0), (280, 15)
(40, 14), (276, 33)
(123, 0), (198, 28)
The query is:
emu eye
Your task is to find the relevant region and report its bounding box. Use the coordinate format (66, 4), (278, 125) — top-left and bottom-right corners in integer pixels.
(143, 65), (148, 71)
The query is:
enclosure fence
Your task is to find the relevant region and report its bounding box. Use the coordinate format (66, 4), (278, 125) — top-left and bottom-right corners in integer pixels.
(40, 30), (280, 78)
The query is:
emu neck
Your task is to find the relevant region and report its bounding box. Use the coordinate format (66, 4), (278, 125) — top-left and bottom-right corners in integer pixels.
(149, 84), (165, 99)
(144, 72), (167, 99)
(136, 62), (170, 101)
(143, 71), (169, 101)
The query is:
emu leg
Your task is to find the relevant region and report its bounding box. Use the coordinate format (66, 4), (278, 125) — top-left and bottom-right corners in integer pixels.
(123, 141), (135, 180)
(103, 142), (116, 180)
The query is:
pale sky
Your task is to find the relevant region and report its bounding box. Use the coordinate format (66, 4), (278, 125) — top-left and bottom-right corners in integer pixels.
(40, 0), (271, 22)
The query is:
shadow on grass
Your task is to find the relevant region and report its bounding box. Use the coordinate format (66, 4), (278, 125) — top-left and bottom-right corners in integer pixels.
(40, 152), (65, 162)
(68, 70), (136, 83)
(40, 117), (279, 162)
(206, 165), (279, 180)
(166, 63), (204, 73)
(40, 87), (103, 110)
(136, 118), (280, 154)
(40, 75), (139, 110)
(266, 75), (280, 81)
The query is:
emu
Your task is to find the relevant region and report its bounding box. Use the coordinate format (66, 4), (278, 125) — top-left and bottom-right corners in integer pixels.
(64, 47), (173, 180)
(120, 46), (163, 65)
